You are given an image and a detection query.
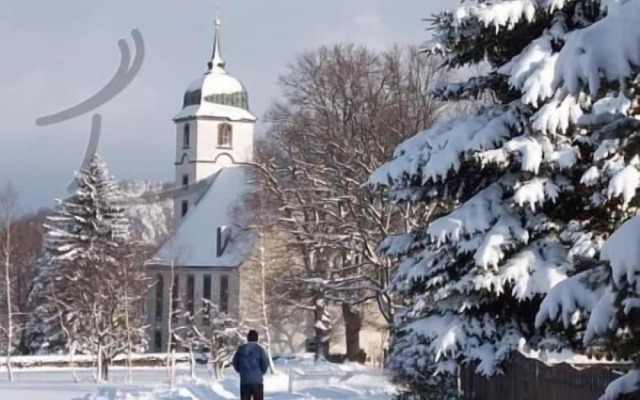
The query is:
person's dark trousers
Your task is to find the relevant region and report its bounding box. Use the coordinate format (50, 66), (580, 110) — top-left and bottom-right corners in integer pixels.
(240, 384), (264, 400)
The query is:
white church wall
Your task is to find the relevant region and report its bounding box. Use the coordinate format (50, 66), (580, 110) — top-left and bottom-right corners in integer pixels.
(173, 120), (199, 222)
(146, 265), (241, 353)
(172, 119), (255, 185)
(174, 121), (197, 165)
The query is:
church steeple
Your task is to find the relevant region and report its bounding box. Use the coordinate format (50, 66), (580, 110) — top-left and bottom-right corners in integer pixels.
(207, 17), (226, 73)
(172, 5), (256, 232)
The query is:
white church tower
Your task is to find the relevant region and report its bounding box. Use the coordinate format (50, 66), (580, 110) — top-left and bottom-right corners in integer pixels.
(172, 17), (256, 222)
(148, 13), (317, 355)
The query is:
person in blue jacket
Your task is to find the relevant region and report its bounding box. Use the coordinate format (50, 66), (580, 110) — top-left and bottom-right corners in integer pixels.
(232, 329), (269, 400)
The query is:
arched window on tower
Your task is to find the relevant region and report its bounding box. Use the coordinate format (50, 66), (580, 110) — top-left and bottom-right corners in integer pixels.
(183, 124), (190, 149)
(217, 123), (233, 148)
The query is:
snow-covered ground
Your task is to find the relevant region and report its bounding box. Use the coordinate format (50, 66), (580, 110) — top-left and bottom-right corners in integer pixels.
(0, 355), (394, 399)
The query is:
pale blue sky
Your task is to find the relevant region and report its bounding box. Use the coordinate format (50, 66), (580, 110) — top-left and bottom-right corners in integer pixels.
(0, 0), (459, 211)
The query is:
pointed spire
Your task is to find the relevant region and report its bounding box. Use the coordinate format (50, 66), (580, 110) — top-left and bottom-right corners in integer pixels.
(208, 13), (226, 73)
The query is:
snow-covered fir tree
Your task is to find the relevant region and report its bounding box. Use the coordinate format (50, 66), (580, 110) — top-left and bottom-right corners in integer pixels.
(369, 0), (639, 397)
(529, 1), (640, 397)
(24, 253), (61, 353)
(26, 154), (149, 380)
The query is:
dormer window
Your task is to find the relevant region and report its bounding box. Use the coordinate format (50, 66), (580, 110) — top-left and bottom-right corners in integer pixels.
(216, 226), (231, 257)
(217, 123), (233, 148)
(183, 124), (190, 149)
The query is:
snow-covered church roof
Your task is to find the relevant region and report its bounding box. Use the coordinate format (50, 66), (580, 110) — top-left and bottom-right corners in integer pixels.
(174, 18), (256, 123)
(151, 165), (256, 268)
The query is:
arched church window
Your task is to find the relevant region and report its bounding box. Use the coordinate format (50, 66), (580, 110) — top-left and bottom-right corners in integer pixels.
(155, 274), (163, 322)
(218, 123), (233, 148)
(183, 124), (190, 149)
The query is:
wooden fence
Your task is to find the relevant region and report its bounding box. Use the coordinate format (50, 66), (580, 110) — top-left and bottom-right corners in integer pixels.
(461, 352), (631, 400)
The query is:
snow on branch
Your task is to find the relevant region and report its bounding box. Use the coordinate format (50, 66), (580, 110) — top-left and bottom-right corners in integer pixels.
(554, 0), (640, 96)
(427, 184), (504, 244)
(403, 312), (523, 376)
(369, 106), (521, 189)
(536, 266), (608, 328)
(531, 95), (584, 135)
(600, 217), (640, 288)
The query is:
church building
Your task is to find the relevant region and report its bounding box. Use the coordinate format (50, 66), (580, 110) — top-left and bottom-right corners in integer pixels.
(145, 16), (388, 362)
(146, 18), (265, 353)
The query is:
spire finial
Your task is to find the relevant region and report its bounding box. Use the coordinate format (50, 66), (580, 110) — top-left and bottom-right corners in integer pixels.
(208, 5), (226, 73)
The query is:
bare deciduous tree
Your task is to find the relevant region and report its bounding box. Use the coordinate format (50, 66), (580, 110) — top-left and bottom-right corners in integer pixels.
(11, 209), (48, 353)
(160, 230), (186, 388)
(253, 44), (446, 361)
(234, 174), (297, 371)
(174, 301), (246, 380)
(0, 183), (18, 381)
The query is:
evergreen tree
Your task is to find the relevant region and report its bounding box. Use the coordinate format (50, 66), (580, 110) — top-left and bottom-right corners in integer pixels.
(530, 1), (640, 397)
(369, 0), (632, 397)
(26, 154), (147, 380)
(24, 253), (62, 353)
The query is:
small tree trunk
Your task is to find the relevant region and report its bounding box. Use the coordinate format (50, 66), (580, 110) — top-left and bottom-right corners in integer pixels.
(166, 352), (171, 386)
(4, 227), (13, 382)
(170, 349), (176, 388)
(69, 341), (79, 383)
(96, 343), (103, 382)
(189, 346), (196, 380)
(213, 361), (221, 380)
(101, 356), (109, 382)
(167, 262), (175, 387)
(126, 348), (133, 384)
(313, 298), (331, 361)
(124, 273), (133, 384)
(264, 326), (276, 373)
(258, 230), (276, 373)
(342, 304), (363, 362)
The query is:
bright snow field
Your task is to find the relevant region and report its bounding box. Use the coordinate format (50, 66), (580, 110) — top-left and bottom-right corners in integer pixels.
(0, 355), (393, 400)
